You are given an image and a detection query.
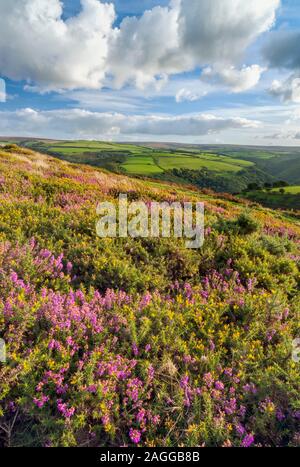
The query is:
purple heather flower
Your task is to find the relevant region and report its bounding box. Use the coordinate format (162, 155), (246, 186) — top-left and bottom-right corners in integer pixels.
(224, 398), (237, 415)
(283, 308), (290, 319)
(215, 381), (224, 391)
(293, 411), (300, 420)
(126, 378), (143, 402)
(266, 329), (276, 342)
(200, 290), (209, 300)
(239, 405), (247, 418)
(180, 376), (189, 388)
(48, 339), (61, 351)
(33, 395), (49, 409)
(241, 434), (255, 448)
(148, 365), (154, 380)
(86, 385), (97, 393)
(236, 423), (245, 436)
(224, 368), (233, 377)
(247, 278), (256, 292)
(211, 389), (221, 400)
(140, 292), (152, 310)
(101, 415), (110, 426)
(243, 383), (257, 394)
(209, 340), (215, 352)
(66, 336), (74, 346)
(132, 343), (139, 357)
(151, 415), (160, 425)
(57, 399), (75, 418)
(10, 271), (18, 283)
(276, 409), (285, 422)
(203, 372), (214, 388)
(129, 428), (141, 444)
(136, 409), (147, 424)
(8, 401), (17, 413)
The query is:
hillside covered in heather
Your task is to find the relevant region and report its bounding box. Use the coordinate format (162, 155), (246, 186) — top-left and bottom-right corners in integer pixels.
(0, 145), (299, 447)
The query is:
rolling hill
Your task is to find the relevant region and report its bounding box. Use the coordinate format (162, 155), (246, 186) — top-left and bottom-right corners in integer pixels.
(4, 138), (300, 195)
(0, 144), (299, 447)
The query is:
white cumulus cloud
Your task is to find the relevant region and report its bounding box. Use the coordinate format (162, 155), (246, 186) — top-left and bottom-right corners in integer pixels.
(108, 4), (182, 89)
(0, 0), (115, 91)
(0, 0), (280, 92)
(269, 74), (300, 104)
(110, 0), (279, 89)
(175, 88), (206, 103)
(263, 30), (300, 105)
(201, 65), (266, 93)
(178, 0), (279, 65)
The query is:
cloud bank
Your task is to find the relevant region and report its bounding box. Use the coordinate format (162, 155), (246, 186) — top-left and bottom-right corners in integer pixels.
(0, 108), (259, 139)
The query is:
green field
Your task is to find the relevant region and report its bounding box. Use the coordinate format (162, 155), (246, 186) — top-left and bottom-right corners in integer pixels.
(272, 185), (300, 194)
(16, 139), (254, 178)
(39, 141), (150, 155)
(155, 153), (253, 172)
(120, 150), (253, 175)
(244, 185), (300, 210)
(121, 155), (164, 174)
(48, 141), (151, 153)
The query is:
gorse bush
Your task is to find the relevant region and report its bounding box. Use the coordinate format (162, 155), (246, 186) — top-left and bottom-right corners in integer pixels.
(2, 144), (34, 156)
(215, 212), (260, 236)
(235, 212), (260, 235)
(0, 146), (299, 447)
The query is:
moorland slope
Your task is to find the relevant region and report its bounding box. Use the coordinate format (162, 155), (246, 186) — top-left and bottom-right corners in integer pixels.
(0, 145), (299, 447)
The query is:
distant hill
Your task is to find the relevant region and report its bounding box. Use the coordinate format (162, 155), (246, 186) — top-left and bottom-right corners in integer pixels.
(3, 138), (300, 195)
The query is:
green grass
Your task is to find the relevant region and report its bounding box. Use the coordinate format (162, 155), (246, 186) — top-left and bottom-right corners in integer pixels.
(49, 141), (126, 149)
(121, 155), (164, 174)
(225, 150), (278, 161)
(244, 187), (300, 210)
(23, 140), (254, 176)
(48, 146), (126, 155)
(156, 153), (252, 173)
(23, 139), (147, 154)
(121, 151), (253, 176)
(47, 142), (140, 155)
(271, 186), (300, 194)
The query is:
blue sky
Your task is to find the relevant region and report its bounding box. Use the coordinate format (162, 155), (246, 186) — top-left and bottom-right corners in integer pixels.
(63, 0), (170, 19)
(0, 0), (300, 144)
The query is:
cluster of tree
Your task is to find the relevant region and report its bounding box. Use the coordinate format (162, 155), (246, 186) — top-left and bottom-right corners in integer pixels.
(246, 180), (289, 193)
(167, 167), (271, 194)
